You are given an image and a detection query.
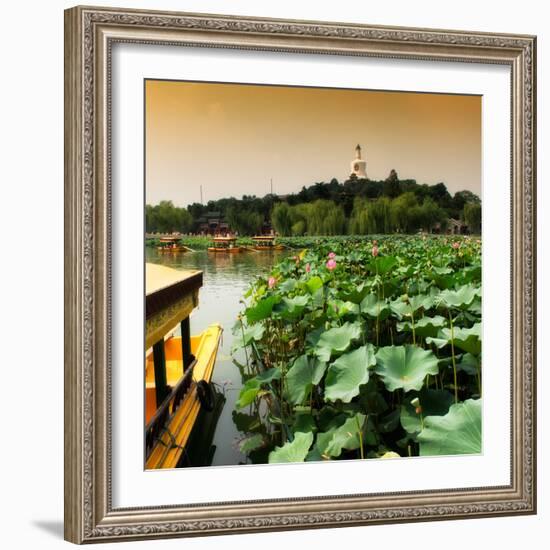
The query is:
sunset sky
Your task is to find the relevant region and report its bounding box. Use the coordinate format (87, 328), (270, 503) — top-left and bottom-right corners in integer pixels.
(145, 80), (481, 207)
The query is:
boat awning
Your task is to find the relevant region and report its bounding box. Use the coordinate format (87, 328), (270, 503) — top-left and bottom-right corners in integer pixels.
(145, 263), (203, 350)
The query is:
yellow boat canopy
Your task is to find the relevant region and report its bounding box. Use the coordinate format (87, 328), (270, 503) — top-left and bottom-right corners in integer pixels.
(145, 263), (202, 350)
(252, 235), (275, 241)
(212, 236), (237, 242)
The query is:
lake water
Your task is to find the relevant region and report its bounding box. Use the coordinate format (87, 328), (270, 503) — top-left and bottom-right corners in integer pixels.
(145, 247), (289, 466)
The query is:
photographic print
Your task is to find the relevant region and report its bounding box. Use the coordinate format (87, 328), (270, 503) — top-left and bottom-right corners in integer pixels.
(144, 80), (482, 470)
(65, 7), (536, 541)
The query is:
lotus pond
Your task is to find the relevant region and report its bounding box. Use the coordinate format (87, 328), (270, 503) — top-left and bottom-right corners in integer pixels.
(231, 235), (482, 464)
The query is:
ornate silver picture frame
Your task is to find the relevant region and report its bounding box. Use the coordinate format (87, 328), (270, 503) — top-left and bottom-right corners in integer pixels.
(64, 5), (536, 544)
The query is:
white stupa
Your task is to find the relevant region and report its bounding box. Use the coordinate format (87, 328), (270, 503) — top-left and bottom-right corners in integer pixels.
(350, 144), (367, 179)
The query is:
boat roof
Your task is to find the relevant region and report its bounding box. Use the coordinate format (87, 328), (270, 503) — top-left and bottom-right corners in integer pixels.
(159, 237), (179, 242)
(212, 236), (237, 241)
(252, 235), (275, 240)
(146, 263), (201, 296)
(146, 264), (203, 350)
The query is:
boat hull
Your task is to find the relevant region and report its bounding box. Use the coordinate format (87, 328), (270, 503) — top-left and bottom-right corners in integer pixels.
(145, 323), (223, 469)
(157, 246), (186, 253)
(207, 247), (242, 253)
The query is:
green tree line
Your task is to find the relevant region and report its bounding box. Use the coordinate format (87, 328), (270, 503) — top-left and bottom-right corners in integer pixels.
(145, 201), (193, 233)
(146, 170), (481, 235)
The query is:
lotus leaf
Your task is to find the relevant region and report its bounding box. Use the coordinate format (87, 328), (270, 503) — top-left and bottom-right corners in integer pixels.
(276, 295), (310, 319)
(372, 256), (398, 274)
(396, 315), (447, 337)
(328, 299), (359, 319)
(375, 345), (439, 392)
(417, 398), (482, 456)
(457, 352), (481, 375)
(306, 275), (323, 294)
(278, 278), (296, 293)
(314, 322), (362, 362)
(426, 323), (481, 355)
(235, 378), (262, 409)
(232, 411), (261, 433)
(400, 388), (454, 434)
(390, 294), (433, 320)
(293, 413), (316, 434)
(233, 323), (265, 348)
(255, 367), (282, 383)
(268, 431), (314, 463)
(360, 293), (391, 319)
(315, 413), (366, 458)
(245, 295), (280, 323)
(438, 284), (480, 309)
(239, 434), (265, 453)
(324, 345), (375, 402)
(286, 355), (327, 405)
(339, 282), (370, 304)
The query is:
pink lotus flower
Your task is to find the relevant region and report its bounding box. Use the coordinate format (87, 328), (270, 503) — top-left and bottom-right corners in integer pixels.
(268, 276), (277, 289)
(328, 252), (336, 259)
(372, 245), (379, 257)
(452, 242), (460, 250)
(305, 263), (311, 273)
(326, 259), (337, 271)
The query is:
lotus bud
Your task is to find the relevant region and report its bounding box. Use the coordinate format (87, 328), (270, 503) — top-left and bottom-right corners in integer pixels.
(380, 451), (400, 459)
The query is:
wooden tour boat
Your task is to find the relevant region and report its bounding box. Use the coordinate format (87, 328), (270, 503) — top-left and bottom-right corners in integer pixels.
(252, 235), (285, 251)
(157, 237), (186, 253)
(145, 263), (223, 469)
(207, 236), (242, 253)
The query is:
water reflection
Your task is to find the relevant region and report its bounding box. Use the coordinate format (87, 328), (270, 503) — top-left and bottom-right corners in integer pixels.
(145, 247), (289, 466)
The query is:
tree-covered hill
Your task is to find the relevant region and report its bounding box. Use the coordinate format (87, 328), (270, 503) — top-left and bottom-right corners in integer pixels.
(146, 170), (481, 235)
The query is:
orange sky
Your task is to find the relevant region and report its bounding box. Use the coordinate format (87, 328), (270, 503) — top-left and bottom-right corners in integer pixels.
(145, 80), (481, 206)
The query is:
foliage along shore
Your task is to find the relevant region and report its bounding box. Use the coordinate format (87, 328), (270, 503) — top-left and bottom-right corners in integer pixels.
(230, 235), (482, 464)
(146, 170), (481, 236)
(145, 233), (481, 251)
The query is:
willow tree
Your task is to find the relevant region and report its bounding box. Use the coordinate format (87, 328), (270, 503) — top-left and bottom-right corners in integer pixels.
(305, 199), (346, 235)
(349, 198), (370, 234)
(289, 203), (312, 236)
(390, 192), (418, 233)
(271, 202), (293, 236)
(464, 202), (482, 234)
(350, 197), (392, 234)
(226, 205), (263, 236)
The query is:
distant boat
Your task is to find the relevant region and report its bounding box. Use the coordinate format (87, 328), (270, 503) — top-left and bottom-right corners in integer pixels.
(207, 236), (242, 253)
(145, 263), (223, 470)
(252, 235), (285, 251)
(156, 237), (186, 253)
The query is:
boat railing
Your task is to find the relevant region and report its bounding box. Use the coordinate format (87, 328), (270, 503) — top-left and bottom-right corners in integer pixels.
(145, 357), (197, 460)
